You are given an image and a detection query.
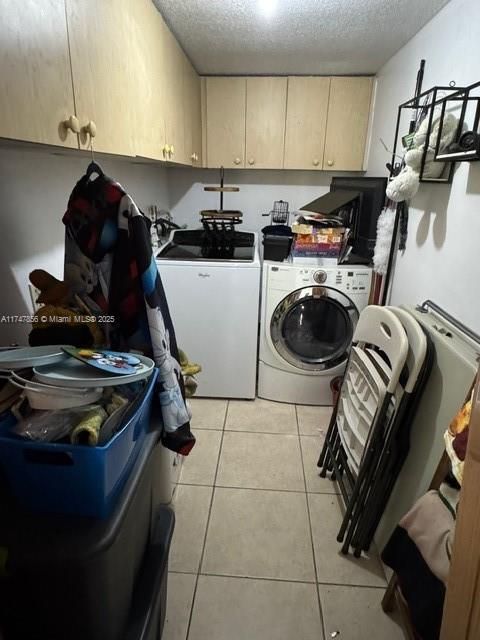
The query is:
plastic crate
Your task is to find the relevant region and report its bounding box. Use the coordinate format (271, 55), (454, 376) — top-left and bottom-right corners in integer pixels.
(123, 508), (175, 640)
(0, 368), (158, 518)
(0, 425), (161, 640)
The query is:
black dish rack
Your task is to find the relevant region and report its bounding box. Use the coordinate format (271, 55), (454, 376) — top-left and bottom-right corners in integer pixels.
(200, 166), (243, 258)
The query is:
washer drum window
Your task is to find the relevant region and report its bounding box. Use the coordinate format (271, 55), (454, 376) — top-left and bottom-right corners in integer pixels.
(270, 286), (359, 371)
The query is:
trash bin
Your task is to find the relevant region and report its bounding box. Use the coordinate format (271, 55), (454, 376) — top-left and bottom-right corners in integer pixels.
(261, 224), (293, 261)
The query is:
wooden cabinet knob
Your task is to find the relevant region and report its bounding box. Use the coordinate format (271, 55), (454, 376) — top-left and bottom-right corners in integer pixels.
(63, 115), (80, 133)
(163, 144), (171, 157)
(191, 153), (196, 162)
(313, 159), (320, 166)
(83, 120), (97, 138)
(248, 158), (255, 165)
(327, 159), (334, 167)
(169, 145), (175, 156)
(234, 157), (241, 165)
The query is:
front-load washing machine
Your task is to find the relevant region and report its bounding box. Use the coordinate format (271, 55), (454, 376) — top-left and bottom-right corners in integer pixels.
(258, 261), (372, 405)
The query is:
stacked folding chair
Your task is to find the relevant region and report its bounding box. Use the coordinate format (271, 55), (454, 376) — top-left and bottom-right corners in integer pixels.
(317, 305), (433, 557)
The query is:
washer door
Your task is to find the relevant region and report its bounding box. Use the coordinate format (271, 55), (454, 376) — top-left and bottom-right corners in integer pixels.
(270, 286), (358, 371)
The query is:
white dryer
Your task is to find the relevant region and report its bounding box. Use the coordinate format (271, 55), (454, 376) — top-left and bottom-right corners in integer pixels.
(258, 261), (372, 405)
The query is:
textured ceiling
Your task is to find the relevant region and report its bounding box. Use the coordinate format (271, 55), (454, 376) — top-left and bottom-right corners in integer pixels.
(153, 0), (450, 75)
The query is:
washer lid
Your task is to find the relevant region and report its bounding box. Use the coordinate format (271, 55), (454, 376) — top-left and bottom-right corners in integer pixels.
(0, 345), (71, 370)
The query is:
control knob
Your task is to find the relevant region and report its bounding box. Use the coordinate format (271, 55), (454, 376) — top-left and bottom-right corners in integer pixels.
(313, 270), (327, 284)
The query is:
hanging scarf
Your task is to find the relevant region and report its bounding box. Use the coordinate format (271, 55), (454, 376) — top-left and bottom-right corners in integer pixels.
(62, 167), (195, 455)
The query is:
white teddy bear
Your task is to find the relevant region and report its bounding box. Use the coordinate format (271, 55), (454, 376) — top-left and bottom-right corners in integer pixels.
(386, 112), (459, 202)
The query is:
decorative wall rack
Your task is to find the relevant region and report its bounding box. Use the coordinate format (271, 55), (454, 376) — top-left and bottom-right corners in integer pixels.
(434, 80), (480, 163)
(390, 84), (465, 185)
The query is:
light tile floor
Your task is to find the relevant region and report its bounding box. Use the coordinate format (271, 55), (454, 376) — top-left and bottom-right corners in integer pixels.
(163, 398), (405, 640)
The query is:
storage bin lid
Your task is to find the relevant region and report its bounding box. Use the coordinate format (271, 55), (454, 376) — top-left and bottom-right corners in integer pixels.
(33, 354), (155, 388)
(0, 345), (70, 370)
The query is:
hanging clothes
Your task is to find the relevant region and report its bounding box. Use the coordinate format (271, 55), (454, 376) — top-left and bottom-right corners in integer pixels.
(62, 166), (195, 455)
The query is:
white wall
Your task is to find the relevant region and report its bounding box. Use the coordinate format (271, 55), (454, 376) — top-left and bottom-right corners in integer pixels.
(368, 0), (480, 333)
(0, 146), (169, 344)
(167, 167), (341, 231)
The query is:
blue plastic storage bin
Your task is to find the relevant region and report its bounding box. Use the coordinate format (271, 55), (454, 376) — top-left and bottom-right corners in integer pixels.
(0, 368), (158, 518)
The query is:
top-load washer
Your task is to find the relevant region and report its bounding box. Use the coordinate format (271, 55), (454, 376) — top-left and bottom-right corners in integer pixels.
(156, 229), (260, 399)
(258, 261), (372, 405)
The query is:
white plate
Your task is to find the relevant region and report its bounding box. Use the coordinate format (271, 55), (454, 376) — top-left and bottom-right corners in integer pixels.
(33, 354), (155, 388)
(0, 345), (70, 370)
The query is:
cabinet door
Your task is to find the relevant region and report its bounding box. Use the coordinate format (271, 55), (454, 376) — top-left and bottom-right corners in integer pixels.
(323, 77), (373, 171)
(0, 0), (78, 148)
(162, 24), (186, 164)
(206, 77), (246, 169)
(245, 77), (287, 169)
(284, 77), (330, 170)
(183, 58), (202, 166)
(66, 0), (137, 156)
(131, 0), (166, 159)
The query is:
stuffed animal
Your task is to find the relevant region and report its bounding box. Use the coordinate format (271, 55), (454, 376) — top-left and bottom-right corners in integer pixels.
(386, 112), (459, 203)
(28, 269), (103, 347)
(178, 349), (201, 398)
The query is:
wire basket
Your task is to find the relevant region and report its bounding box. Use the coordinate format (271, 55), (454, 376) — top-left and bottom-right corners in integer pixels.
(262, 200), (289, 225)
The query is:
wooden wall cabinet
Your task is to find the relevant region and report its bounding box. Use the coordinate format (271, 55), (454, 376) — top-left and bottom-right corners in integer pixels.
(204, 74), (373, 172)
(0, 2), (371, 171)
(323, 76), (374, 171)
(183, 58), (202, 166)
(205, 77), (246, 168)
(66, 0), (138, 157)
(0, 0), (78, 149)
(0, 0), (201, 165)
(284, 76), (330, 170)
(131, 0), (167, 160)
(161, 23), (186, 165)
(245, 77), (287, 169)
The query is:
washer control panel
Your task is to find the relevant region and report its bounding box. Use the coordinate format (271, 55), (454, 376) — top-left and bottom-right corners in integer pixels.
(342, 270), (371, 292)
(294, 267), (371, 293)
(268, 264), (372, 296)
